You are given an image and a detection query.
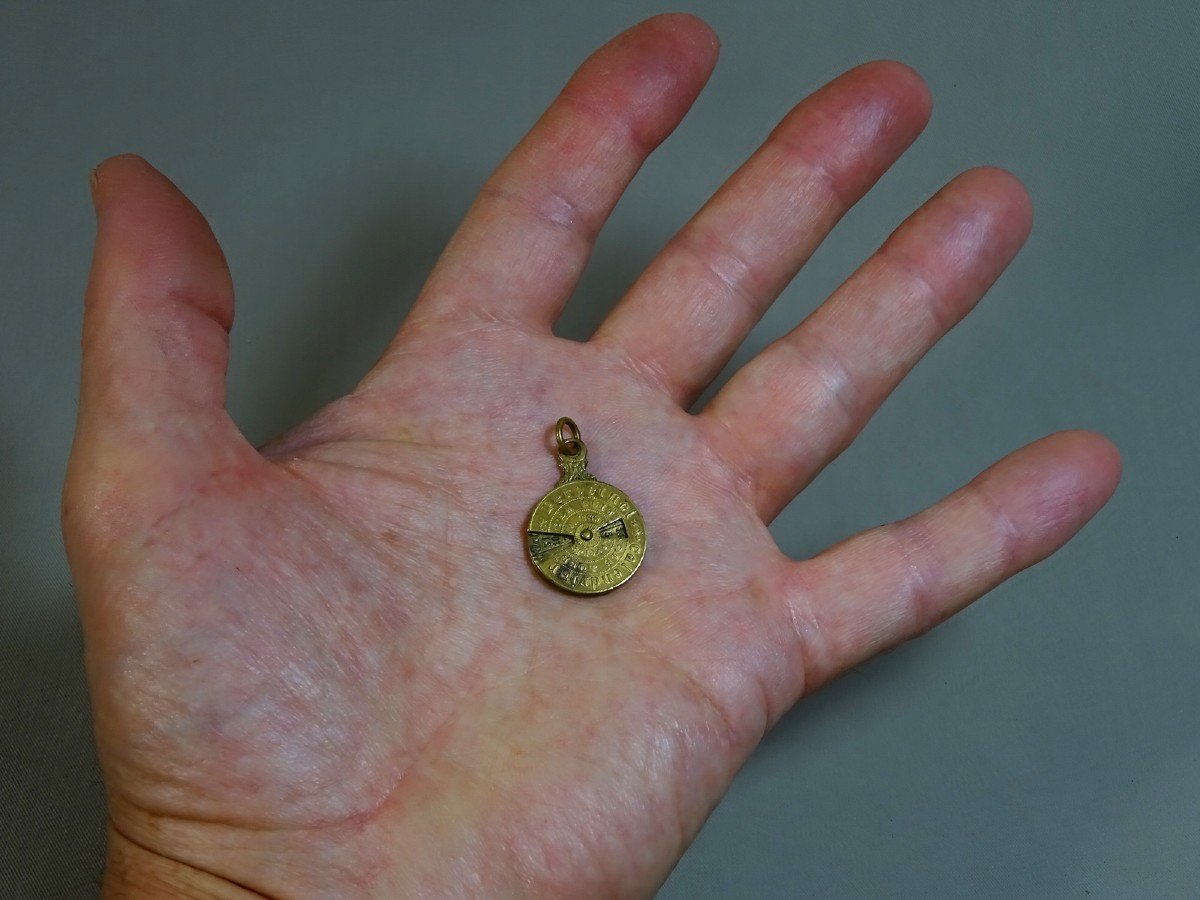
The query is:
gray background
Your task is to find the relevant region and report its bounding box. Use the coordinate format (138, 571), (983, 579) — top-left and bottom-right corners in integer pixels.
(1, 1), (1196, 896)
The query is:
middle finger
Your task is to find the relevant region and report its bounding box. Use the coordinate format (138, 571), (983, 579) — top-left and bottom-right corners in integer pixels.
(591, 61), (930, 405)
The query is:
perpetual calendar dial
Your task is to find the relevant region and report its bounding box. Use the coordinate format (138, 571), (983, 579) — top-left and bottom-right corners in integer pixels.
(526, 418), (647, 595)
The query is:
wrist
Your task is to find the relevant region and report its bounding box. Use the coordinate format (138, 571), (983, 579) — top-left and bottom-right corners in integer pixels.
(102, 825), (260, 899)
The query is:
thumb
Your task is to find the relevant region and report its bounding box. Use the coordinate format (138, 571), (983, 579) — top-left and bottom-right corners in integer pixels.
(64, 155), (253, 564)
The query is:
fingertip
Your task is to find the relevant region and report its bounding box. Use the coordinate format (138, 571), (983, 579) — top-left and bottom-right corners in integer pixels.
(1043, 428), (1123, 508)
(94, 152), (153, 173)
(638, 12), (721, 55)
(823, 60), (932, 152)
(987, 431), (1122, 559)
(955, 165), (1034, 241)
(89, 154), (155, 205)
(793, 59), (933, 175)
(893, 166), (1032, 295)
(762, 59), (932, 205)
(853, 59), (933, 126)
(616, 11), (721, 88)
(869, 165), (1032, 312)
(85, 153), (234, 331)
(563, 12), (720, 153)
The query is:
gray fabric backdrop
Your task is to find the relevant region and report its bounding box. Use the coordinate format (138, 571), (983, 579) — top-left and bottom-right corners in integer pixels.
(2, 2), (1196, 896)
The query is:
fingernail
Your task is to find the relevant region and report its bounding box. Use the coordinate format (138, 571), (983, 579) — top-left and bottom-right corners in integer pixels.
(88, 165), (101, 216)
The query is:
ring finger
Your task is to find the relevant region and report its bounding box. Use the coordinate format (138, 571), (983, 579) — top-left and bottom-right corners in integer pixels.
(703, 166), (1033, 521)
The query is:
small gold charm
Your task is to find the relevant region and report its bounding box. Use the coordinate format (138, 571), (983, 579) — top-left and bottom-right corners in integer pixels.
(527, 417), (647, 595)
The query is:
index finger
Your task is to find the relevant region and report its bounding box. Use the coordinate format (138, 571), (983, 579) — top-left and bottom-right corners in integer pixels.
(400, 14), (719, 337)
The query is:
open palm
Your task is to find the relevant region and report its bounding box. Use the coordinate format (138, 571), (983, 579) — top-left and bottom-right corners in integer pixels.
(63, 15), (1119, 898)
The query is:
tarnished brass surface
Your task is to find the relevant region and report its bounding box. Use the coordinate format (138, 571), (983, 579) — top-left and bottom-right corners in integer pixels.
(527, 418), (647, 595)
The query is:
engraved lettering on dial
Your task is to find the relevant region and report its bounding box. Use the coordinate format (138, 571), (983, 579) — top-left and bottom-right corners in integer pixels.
(528, 531), (575, 564)
(527, 479), (647, 595)
(598, 518), (628, 539)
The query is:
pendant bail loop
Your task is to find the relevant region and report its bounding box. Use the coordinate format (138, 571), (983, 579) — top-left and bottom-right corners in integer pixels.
(555, 417), (584, 457)
(553, 416), (592, 484)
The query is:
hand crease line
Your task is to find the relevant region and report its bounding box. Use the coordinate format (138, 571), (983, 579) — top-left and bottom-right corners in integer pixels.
(108, 816), (278, 899)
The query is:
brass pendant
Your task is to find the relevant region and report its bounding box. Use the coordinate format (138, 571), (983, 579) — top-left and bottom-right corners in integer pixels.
(527, 418), (647, 595)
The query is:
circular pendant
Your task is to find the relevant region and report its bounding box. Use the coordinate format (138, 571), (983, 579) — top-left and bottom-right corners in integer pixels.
(527, 418), (647, 595)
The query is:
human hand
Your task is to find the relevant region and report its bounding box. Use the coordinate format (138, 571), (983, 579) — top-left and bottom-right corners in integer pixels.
(63, 14), (1120, 898)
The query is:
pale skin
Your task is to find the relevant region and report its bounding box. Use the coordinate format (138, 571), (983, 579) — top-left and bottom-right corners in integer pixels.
(62, 14), (1121, 899)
